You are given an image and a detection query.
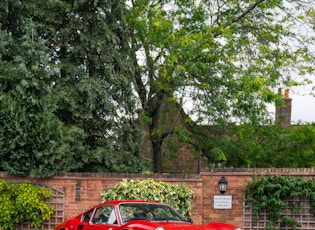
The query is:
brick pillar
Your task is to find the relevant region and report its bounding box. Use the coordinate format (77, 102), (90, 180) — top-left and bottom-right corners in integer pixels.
(275, 88), (292, 127)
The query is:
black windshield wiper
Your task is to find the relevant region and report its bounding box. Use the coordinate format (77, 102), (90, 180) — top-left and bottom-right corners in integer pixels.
(155, 218), (185, 222)
(154, 218), (170, 222)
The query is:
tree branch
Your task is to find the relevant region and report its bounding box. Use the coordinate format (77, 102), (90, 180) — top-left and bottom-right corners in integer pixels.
(213, 0), (267, 37)
(232, 0), (266, 24)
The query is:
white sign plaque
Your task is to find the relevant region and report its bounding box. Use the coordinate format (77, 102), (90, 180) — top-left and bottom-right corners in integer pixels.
(213, 195), (232, 209)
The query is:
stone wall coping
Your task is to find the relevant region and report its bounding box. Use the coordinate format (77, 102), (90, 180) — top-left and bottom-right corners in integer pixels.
(0, 171), (202, 181)
(200, 168), (315, 176)
(2, 168), (315, 180)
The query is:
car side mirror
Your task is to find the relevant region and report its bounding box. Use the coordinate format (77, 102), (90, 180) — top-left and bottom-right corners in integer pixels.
(187, 218), (193, 223)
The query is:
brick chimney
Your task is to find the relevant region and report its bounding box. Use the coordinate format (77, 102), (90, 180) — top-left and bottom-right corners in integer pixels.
(275, 88), (292, 127)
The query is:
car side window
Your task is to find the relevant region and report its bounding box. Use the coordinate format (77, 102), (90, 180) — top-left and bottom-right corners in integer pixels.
(82, 209), (94, 223)
(92, 205), (117, 225)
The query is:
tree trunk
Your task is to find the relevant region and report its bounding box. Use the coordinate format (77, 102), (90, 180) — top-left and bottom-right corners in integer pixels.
(152, 138), (163, 173)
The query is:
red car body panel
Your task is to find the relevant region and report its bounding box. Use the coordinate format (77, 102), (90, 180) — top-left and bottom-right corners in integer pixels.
(54, 200), (240, 230)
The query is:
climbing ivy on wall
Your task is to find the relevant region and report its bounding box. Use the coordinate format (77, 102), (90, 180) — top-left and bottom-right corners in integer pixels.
(245, 175), (315, 229)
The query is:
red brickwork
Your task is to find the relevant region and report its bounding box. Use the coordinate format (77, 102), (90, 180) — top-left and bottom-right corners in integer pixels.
(2, 168), (315, 229)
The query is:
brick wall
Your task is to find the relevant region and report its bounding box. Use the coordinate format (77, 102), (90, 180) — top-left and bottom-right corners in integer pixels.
(2, 168), (315, 229)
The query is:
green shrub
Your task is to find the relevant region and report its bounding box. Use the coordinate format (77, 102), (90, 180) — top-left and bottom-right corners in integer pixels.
(101, 179), (194, 217)
(0, 180), (54, 230)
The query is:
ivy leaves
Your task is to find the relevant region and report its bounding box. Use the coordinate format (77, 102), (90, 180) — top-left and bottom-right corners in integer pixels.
(245, 175), (315, 229)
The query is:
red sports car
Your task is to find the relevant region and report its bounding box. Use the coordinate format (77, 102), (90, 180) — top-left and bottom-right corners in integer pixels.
(55, 200), (241, 230)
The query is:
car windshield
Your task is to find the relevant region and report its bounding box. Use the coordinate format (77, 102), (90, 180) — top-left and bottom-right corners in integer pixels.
(119, 203), (186, 224)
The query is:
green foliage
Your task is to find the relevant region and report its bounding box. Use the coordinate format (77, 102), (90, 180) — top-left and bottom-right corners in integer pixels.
(82, 149), (148, 173)
(1, 0), (315, 175)
(245, 175), (315, 229)
(0, 0), (147, 176)
(127, 0), (315, 172)
(0, 9), (86, 176)
(0, 180), (54, 230)
(206, 124), (315, 168)
(101, 179), (194, 217)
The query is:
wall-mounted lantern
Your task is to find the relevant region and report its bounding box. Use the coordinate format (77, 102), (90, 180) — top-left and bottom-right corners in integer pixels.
(218, 176), (228, 194)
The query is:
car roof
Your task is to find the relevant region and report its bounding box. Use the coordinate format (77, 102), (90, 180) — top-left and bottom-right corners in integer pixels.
(77, 200), (167, 217)
(101, 200), (163, 206)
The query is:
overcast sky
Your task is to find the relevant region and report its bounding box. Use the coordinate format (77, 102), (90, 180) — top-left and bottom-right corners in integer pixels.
(290, 93), (315, 124)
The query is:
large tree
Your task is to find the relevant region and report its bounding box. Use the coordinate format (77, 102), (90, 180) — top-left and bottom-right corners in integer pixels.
(0, 0), (86, 177)
(48, 0), (146, 173)
(0, 0), (146, 177)
(126, 0), (315, 172)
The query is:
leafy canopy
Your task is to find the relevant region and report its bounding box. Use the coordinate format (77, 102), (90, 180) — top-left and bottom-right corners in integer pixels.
(0, 0), (147, 176)
(1, 0), (315, 175)
(202, 123), (315, 168)
(126, 0), (315, 171)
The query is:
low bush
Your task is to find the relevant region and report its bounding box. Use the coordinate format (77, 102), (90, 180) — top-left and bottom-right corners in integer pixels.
(101, 179), (194, 217)
(0, 180), (54, 230)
